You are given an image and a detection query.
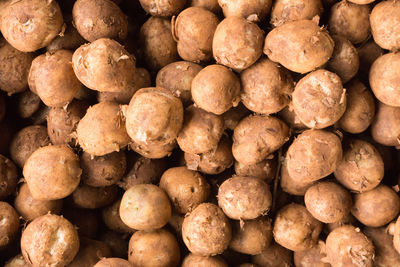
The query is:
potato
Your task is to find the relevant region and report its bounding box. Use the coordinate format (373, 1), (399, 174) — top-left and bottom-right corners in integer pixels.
(21, 214), (79, 267)
(173, 7), (219, 62)
(72, 184), (118, 209)
(72, 38), (135, 92)
(280, 161), (314, 196)
(286, 129), (342, 182)
(232, 115), (290, 165)
(222, 103), (251, 131)
(270, 0), (323, 27)
(99, 231), (129, 259)
(124, 87), (183, 146)
(182, 254), (228, 267)
(292, 69), (346, 129)
(160, 166), (210, 213)
(0, 0), (63, 52)
(264, 20), (334, 74)
(294, 241), (329, 267)
(235, 157), (276, 183)
(168, 211), (185, 234)
(102, 200), (135, 233)
(129, 140), (177, 159)
(47, 18), (86, 52)
(305, 181), (352, 223)
(334, 139), (384, 193)
(120, 184), (171, 230)
(189, 0), (221, 13)
(364, 227), (400, 267)
(16, 90), (41, 119)
(218, 0), (272, 22)
(138, 0), (186, 17)
(139, 17), (179, 71)
(47, 100), (89, 146)
(63, 207), (99, 238)
(213, 17), (264, 70)
(128, 229), (180, 267)
(177, 105), (224, 154)
(4, 254), (30, 267)
(274, 203), (322, 251)
(357, 40), (383, 79)
(277, 106), (307, 130)
(328, 1), (370, 44)
(230, 217), (273, 255)
(77, 101), (131, 156)
(182, 203), (231, 256)
(0, 202), (19, 250)
(240, 58), (294, 115)
(338, 80), (375, 134)
(327, 35), (359, 84)
(0, 155), (17, 200)
(0, 39), (34, 94)
(218, 176), (272, 220)
(371, 102), (400, 147)
(23, 144), (81, 200)
(251, 243), (293, 267)
(73, 0), (128, 42)
(325, 225), (374, 267)
(95, 258), (133, 267)
(14, 183), (62, 221)
(185, 136), (234, 175)
(351, 185), (400, 227)
(68, 238), (112, 267)
(156, 61), (202, 107)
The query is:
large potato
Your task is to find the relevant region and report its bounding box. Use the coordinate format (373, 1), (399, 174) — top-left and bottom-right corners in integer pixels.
(371, 102), (400, 147)
(270, 0), (323, 27)
(218, 0), (272, 22)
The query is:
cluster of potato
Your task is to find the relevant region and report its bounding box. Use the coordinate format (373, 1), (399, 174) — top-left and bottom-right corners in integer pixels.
(0, 0), (400, 266)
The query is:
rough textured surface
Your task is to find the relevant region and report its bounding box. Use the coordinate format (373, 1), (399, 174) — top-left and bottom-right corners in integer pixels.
(235, 157), (276, 183)
(270, 0), (323, 27)
(218, 0), (272, 22)
(182, 254), (227, 267)
(294, 241), (330, 267)
(371, 102), (400, 147)
(138, 0), (186, 17)
(251, 242), (293, 267)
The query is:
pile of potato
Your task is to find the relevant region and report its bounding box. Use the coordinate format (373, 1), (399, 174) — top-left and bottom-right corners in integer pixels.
(0, 0), (400, 266)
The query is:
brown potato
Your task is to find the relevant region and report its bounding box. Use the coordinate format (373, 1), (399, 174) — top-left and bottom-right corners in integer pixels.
(99, 231), (129, 259)
(305, 181), (352, 223)
(0, 0), (63, 52)
(0, 155), (17, 200)
(364, 227), (400, 267)
(325, 225), (374, 267)
(277, 106), (307, 130)
(120, 184), (172, 231)
(21, 214), (79, 267)
(240, 58), (294, 115)
(235, 157), (277, 183)
(182, 203), (231, 256)
(77, 101), (131, 156)
(286, 129), (342, 182)
(338, 80), (375, 134)
(95, 258), (133, 267)
(23, 144), (81, 200)
(357, 40), (383, 79)
(4, 254), (31, 267)
(0, 202), (19, 250)
(264, 20), (334, 74)
(182, 254), (228, 267)
(14, 183), (62, 221)
(218, 0), (272, 22)
(270, 0), (323, 27)
(138, 0), (186, 17)
(16, 90), (41, 119)
(0, 39), (34, 94)
(129, 140), (177, 159)
(102, 200), (135, 233)
(68, 238), (112, 267)
(160, 166), (210, 214)
(328, 1), (370, 44)
(232, 115), (290, 165)
(46, 18), (86, 53)
(334, 139), (384, 193)
(213, 17), (264, 71)
(189, 0), (221, 13)
(280, 161), (315, 196)
(371, 102), (400, 147)
(294, 241), (329, 267)
(128, 229), (180, 267)
(223, 103), (251, 131)
(72, 184), (118, 209)
(218, 176), (272, 220)
(251, 242), (293, 267)
(173, 7), (219, 62)
(72, 38), (135, 92)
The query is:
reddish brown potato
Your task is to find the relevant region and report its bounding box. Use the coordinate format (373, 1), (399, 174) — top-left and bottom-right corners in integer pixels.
(182, 254), (228, 267)
(72, 184), (118, 209)
(68, 238), (112, 267)
(0, 155), (17, 200)
(280, 161), (314, 196)
(4, 254), (31, 267)
(364, 227), (400, 267)
(357, 40), (384, 79)
(138, 0), (186, 17)
(0, 202), (19, 250)
(251, 243), (293, 267)
(235, 157), (277, 183)
(294, 241), (330, 267)
(16, 90), (41, 119)
(371, 102), (400, 147)
(21, 214), (79, 267)
(270, 0), (323, 27)
(102, 200), (135, 233)
(218, 0), (272, 22)
(95, 258), (133, 267)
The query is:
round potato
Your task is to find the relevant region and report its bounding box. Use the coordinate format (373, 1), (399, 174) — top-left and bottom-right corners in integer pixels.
(294, 241), (330, 267)
(189, 0), (221, 13)
(138, 0), (186, 17)
(280, 161), (314, 196)
(364, 227), (400, 267)
(102, 200), (135, 233)
(357, 40), (384, 79)
(182, 254), (228, 267)
(270, 0), (323, 27)
(68, 238), (112, 267)
(218, 0), (272, 22)
(0, 155), (17, 200)
(95, 258), (133, 267)
(371, 102), (400, 147)
(251, 242), (293, 267)
(0, 202), (19, 250)
(16, 90), (41, 119)
(235, 157), (277, 183)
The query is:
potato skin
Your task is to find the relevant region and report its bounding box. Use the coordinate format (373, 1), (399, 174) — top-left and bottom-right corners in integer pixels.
(251, 242), (293, 267)
(129, 139), (177, 159)
(0, 202), (19, 250)
(294, 241), (330, 267)
(182, 254), (228, 267)
(371, 102), (400, 147)
(218, 0), (272, 22)
(270, 0), (323, 27)
(102, 200), (135, 234)
(277, 106), (307, 130)
(23, 144), (81, 200)
(0, 155), (18, 200)
(189, 0), (221, 13)
(0, 0), (63, 52)
(213, 17), (264, 71)
(235, 157), (276, 183)
(72, 184), (118, 209)
(94, 258), (133, 267)
(364, 227), (400, 267)
(139, 0), (186, 17)
(182, 203), (232, 256)
(21, 214), (79, 267)
(325, 225), (374, 267)
(280, 161), (314, 196)
(47, 19), (86, 53)
(16, 90), (41, 119)
(264, 20), (334, 74)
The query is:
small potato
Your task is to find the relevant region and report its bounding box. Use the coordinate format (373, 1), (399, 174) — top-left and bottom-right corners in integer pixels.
(120, 184), (171, 231)
(138, 0), (186, 17)
(177, 105), (224, 154)
(213, 17), (264, 71)
(130, 140), (176, 159)
(364, 227), (400, 267)
(351, 185), (400, 227)
(14, 183), (62, 221)
(182, 254), (228, 267)
(99, 231), (129, 259)
(240, 58), (294, 115)
(68, 238), (112, 267)
(277, 106), (307, 130)
(0, 0), (63, 52)
(47, 18), (86, 52)
(72, 38), (135, 92)
(0, 39), (34, 94)
(0, 202), (19, 250)
(325, 225), (374, 267)
(294, 241), (330, 267)
(334, 139), (384, 193)
(4, 254), (31, 267)
(273, 203), (322, 251)
(286, 129), (342, 182)
(328, 1), (370, 44)
(338, 80), (375, 134)
(251, 242), (293, 267)
(218, 0), (272, 22)
(280, 161), (314, 196)
(264, 20), (334, 74)
(23, 144), (81, 200)
(223, 103), (251, 131)
(102, 200), (135, 233)
(357, 40), (383, 79)
(21, 214), (79, 267)
(370, 0), (400, 51)
(182, 203), (232, 256)
(95, 258), (133, 267)
(72, 184), (118, 209)
(174, 7), (219, 62)
(189, 0), (221, 13)
(305, 181), (352, 223)
(73, 0), (128, 42)
(232, 115), (290, 165)
(371, 102), (400, 147)
(128, 229), (180, 267)
(292, 69), (346, 129)
(235, 157), (277, 183)
(0, 155), (17, 200)
(218, 176), (272, 220)
(270, 0), (323, 27)
(77, 101), (131, 156)
(230, 217), (273, 255)
(159, 166), (210, 214)
(16, 90), (41, 119)
(63, 208), (99, 239)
